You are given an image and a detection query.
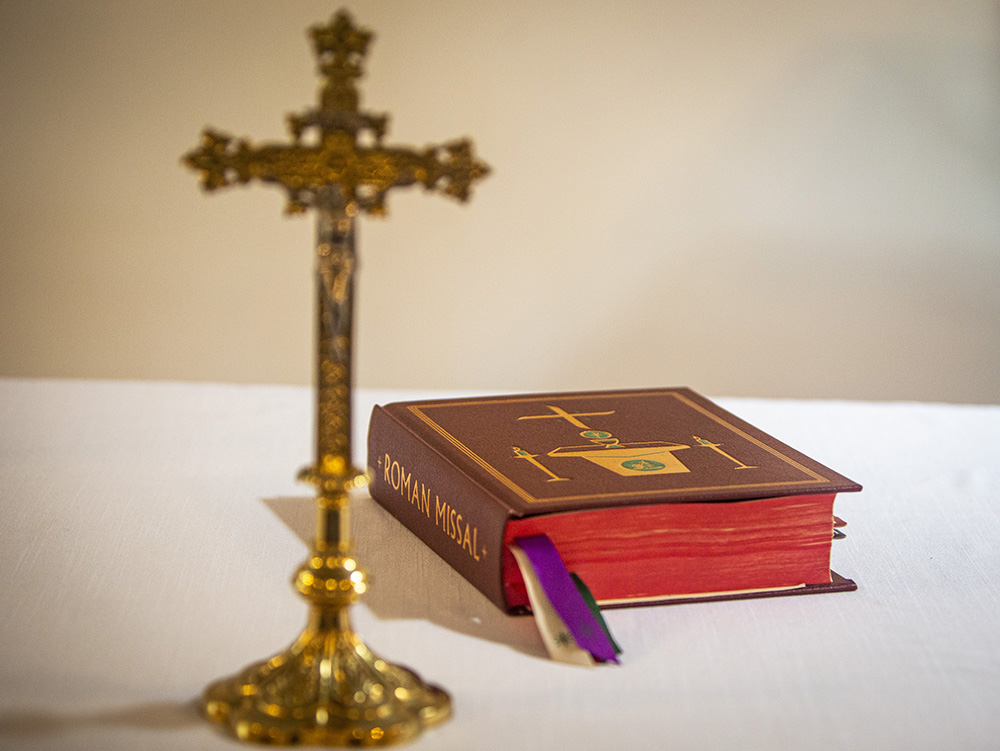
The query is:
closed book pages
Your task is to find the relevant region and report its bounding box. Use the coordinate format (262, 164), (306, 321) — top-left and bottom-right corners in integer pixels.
(366, 388), (861, 614)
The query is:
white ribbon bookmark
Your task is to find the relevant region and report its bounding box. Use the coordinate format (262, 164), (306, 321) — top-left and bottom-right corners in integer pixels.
(510, 543), (595, 667)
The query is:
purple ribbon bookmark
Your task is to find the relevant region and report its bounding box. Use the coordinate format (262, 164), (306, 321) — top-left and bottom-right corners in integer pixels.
(514, 535), (619, 664)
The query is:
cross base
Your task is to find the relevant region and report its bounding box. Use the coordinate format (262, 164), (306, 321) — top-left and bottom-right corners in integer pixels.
(203, 548), (451, 746)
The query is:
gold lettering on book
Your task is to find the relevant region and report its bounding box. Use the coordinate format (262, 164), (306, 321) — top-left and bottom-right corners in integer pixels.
(384, 453), (481, 562)
(435, 496), (481, 562)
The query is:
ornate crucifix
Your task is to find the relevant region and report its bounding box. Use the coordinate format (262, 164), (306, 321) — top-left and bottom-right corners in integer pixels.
(183, 10), (488, 746)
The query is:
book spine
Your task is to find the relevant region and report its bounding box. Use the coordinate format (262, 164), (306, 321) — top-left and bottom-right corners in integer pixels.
(366, 405), (511, 611)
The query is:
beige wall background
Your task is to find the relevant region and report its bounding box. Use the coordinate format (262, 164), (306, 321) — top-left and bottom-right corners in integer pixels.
(1, 1), (998, 403)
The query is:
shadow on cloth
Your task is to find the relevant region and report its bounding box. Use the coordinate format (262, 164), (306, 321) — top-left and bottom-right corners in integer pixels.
(0, 699), (201, 735)
(263, 494), (546, 660)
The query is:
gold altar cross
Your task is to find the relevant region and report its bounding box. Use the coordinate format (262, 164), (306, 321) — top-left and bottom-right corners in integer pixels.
(183, 8), (489, 490)
(182, 10), (488, 746)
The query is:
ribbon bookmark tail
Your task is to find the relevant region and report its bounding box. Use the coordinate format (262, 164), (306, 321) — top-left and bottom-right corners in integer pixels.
(513, 535), (621, 664)
(571, 573), (622, 657)
(510, 544), (594, 666)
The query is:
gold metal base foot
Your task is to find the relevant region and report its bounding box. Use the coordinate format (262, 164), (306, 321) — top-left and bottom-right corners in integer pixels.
(203, 610), (450, 746)
(203, 548), (450, 746)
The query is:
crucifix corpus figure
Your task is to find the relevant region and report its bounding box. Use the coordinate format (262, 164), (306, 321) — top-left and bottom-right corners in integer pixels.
(182, 10), (489, 747)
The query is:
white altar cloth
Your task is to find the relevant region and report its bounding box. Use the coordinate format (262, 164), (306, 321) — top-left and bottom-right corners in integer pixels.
(1, 378), (998, 750)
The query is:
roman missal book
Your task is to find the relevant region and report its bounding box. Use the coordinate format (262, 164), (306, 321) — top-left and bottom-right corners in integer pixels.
(366, 388), (862, 614)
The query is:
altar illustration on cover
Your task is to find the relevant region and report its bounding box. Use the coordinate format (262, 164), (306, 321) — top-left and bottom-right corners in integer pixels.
(512, 404), (758, 480)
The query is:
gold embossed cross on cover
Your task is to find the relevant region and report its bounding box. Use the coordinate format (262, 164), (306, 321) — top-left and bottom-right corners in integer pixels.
(182, 10), (489, 746)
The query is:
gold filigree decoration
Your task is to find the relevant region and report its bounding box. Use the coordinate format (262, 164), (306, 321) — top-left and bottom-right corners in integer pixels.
(183, 10), (489, 215)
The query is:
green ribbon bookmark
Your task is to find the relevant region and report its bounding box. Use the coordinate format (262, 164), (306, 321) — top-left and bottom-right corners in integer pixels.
(570, 573), (622, 656)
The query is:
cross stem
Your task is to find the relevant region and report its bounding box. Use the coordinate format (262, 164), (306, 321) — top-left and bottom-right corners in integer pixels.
(313, 205), (357, 554)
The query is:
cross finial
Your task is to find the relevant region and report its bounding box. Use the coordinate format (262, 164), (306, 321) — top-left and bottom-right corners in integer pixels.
(182, 9), (489, 216)
(309, 11), (373, 117)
